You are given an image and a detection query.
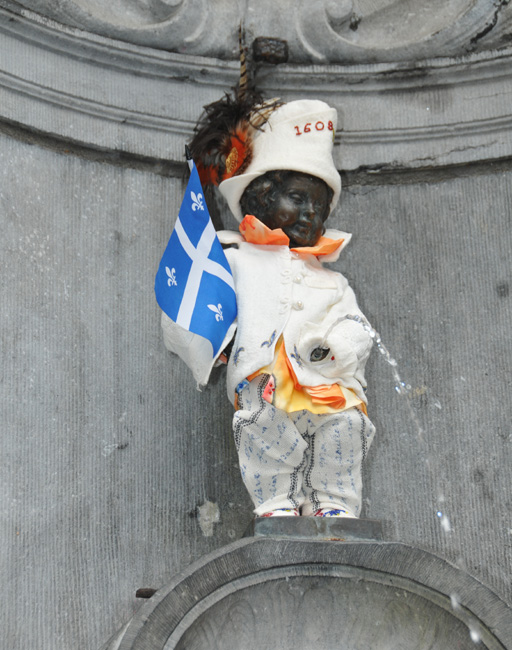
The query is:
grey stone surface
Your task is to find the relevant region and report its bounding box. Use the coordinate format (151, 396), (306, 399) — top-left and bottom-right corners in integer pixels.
(2, 2), (512, 171)
(1, 131), (511, 650)
(10, 0), (512, 63)
(0, 134), (250, 649)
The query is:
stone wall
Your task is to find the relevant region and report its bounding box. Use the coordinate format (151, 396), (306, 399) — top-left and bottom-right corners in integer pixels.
(1, 130), (510, 650)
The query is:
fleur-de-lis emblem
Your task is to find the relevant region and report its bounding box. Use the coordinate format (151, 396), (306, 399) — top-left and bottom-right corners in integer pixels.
(291, 345), (303, 368)
(165, 266), (177, 286)
(260, 330), (277, 348)
(191, 191), (204, 211)
(233, 346), (245, 366)
(207, 303), (223, 321)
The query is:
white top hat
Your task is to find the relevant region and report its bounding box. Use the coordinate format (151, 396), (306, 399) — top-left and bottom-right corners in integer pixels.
(219, 100), (341, 222)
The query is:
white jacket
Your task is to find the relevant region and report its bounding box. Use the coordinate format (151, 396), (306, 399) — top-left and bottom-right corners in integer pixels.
(161, 229), (372, 404)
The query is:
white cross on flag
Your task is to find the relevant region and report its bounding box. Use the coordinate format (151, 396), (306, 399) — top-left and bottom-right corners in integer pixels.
(155, 160), (237, 357)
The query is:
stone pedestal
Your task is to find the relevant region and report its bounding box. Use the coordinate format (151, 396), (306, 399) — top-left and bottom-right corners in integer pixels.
(103, 529), (512, 650)
(248, 515), (384, 541)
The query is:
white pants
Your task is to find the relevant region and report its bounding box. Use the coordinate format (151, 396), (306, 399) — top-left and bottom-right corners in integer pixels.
(233, 375), (375, 517)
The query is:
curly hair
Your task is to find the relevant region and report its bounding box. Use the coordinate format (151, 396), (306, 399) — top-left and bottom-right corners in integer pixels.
(239, 171), (334, 223)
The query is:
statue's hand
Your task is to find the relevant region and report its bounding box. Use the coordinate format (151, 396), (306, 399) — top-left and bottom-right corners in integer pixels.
(309, 347), (330, 362)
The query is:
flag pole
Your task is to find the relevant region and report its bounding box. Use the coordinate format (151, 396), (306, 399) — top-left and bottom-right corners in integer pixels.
(185, 145), (193, 172)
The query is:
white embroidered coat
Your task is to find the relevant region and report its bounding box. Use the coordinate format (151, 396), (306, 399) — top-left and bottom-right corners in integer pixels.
(161, 229), (372, 407)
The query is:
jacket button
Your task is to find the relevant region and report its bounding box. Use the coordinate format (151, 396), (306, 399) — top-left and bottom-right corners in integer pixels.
(293, 275), (302, 283)
(293, 300), (304, 310)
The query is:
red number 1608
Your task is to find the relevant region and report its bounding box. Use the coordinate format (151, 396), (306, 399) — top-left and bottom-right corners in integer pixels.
(294, 121), (334, 136)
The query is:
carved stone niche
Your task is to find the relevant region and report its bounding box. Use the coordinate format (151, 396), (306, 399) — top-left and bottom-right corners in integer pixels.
(1, 1), (512, 173)
(9, 0), (512, 63)
(103, 537), (512, 650)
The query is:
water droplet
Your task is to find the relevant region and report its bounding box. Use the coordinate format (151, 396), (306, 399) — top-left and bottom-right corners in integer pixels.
(437, 511), (443, 518)
(450, 593), (460, 610)
(470, 627), (481, 643)
(441, 515), (451, 532)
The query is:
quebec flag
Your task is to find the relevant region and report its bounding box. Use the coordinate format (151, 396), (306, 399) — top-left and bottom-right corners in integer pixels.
(155, 161), (237, 358)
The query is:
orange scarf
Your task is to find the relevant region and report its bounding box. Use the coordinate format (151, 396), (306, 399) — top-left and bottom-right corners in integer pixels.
(239, 214), (344, 257)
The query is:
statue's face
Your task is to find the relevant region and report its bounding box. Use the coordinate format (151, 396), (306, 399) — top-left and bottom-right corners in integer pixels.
(260, 173), (331, 247)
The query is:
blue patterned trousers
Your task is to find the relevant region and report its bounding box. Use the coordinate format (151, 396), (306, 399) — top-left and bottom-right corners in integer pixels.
(233, 374), (375, 516)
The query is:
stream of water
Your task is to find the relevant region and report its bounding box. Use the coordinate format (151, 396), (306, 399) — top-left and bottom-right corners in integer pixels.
(322, 314), (485, 643)
(323, 313), (450, 526)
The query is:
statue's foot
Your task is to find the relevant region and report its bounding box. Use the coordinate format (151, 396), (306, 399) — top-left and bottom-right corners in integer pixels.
(260, 508), (300, 517)
(314, 508), (356, 518)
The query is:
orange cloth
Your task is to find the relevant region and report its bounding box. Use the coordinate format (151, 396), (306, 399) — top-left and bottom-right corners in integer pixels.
(239, 215), (344, 257)
(247, 337), (365, 415)
(239, 214), (289, 246)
